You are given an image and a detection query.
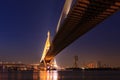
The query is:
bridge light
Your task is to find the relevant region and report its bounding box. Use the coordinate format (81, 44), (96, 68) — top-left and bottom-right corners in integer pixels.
(81, 67), (85, 70)
(47, 66), (50, 69)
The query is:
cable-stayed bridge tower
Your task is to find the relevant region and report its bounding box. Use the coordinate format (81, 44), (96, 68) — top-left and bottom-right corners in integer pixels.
(40, 31), (51, 70)
(40, 31), (58, 70)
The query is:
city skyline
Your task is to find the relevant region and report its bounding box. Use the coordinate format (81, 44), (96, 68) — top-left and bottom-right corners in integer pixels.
(0, 0), (120, 67)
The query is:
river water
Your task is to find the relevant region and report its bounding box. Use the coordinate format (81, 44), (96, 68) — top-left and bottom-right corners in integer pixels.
(0, 70), (120, 80)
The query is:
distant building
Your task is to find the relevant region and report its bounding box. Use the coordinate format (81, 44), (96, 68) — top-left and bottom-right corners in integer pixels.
(0, 61), (36, 72)
(97, 61), (102, 68)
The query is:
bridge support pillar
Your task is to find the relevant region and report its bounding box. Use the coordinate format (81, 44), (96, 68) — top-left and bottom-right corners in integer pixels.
(39, 60), (47, 70)
(40, 59), (57, 70)
(39, 60), (51, 70)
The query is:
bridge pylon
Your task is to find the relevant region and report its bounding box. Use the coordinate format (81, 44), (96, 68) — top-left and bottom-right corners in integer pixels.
(39, 31), (53, 70)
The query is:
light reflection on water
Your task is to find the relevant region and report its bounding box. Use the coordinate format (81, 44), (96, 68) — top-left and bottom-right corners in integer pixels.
(39, 71), (58, 80)
(39, 70), (120, 80)
(0, 70), (120, 80)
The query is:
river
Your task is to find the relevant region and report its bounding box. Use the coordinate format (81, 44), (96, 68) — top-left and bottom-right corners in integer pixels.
(0, 70), (120, 80)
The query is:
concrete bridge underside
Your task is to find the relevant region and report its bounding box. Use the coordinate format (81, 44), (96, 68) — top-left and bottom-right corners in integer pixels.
(44, 0), (120, 63)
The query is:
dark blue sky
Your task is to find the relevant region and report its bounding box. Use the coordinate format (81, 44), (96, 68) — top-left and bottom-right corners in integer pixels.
(0, 0), (120, 67)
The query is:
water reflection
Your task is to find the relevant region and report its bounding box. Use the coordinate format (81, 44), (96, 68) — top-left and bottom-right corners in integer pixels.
(0, 71), (33, 80)
(0, 70), (119, 80)
(40, 71), (58, 80)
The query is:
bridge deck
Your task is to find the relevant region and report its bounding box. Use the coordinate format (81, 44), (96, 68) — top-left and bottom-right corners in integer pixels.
(44, 0), (120, 63)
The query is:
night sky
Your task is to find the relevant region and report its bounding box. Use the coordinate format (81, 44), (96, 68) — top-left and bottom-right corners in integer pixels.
(0, 0), (120, 67)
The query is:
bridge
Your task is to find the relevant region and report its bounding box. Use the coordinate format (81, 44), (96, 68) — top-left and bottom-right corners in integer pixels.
(40, 0), (120, 68)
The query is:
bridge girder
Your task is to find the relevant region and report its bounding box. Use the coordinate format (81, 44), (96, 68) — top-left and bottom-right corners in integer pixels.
(44, 0), (120, 63)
